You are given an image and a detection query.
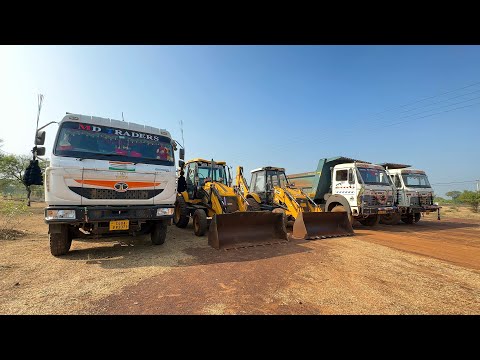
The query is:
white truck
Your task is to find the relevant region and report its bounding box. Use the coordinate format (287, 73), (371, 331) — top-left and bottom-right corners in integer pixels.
(287, 156), (396, 226)
(36, 113), (182, 256)
(378, 163), (441, 225)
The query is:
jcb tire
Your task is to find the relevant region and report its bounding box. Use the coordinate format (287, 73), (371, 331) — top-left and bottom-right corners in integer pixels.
(49, 225), (72, 256)
(414, 213), (421, 223)
(193, 209), (208, 236)
(151, 220), (168, 245)
(246, 198), (261, 211)
(272, 208), (288, 228)
(174, 195), (189, 228)
(331, 205), (354, 225)
(380, 213), (401, 225)
(401, 214), (414, 224)
(359, 215), (380, 227)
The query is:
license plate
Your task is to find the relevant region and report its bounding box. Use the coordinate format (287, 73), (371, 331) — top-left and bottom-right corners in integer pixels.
(109, 220), (129, 231)
(377, 210), (387, 214)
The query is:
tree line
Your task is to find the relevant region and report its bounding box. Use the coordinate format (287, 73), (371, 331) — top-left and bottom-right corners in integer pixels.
(0, 139), (48, 205)
(435, 190), (480, 213)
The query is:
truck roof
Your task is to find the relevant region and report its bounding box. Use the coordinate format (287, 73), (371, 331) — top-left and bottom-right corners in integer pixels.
(61, 113), (172, 139)
(185, 158), (227, 166)
(251, 166), (285, 173)
(378, 162), (411, 169)
(387, 168), (427, 175)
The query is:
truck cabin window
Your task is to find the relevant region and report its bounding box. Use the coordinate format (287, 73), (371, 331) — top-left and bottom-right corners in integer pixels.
(401, 174), (431, 188)
(336, 170), (348, 181)
(54, 122), (174, 166)
(357, 167), (390, 186)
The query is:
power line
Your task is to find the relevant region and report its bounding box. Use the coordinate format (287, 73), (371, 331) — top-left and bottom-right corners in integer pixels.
(431, 180), (478, 185)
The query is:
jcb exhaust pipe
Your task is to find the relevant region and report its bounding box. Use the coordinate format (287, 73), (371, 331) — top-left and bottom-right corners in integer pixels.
(208, 212), (288, 250)
(292, 211), (354, 240)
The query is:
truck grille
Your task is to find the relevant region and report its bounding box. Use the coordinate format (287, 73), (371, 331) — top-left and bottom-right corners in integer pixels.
(69, 187), (163, 200)
(364, 194), (393, 206)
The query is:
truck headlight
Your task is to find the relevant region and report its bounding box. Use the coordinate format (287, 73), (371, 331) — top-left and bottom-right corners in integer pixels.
(46, 209), (76, 220)
(157, 208), (174, 216)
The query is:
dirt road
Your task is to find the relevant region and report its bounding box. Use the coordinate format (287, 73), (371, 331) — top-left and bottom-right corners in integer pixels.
(0, 203), (479, 314)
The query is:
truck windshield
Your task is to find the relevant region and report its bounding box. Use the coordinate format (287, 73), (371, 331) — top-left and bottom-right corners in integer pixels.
(357, 167), (390, 186)
(402, 174), (431, 188)
(54, 121), (174, 166)
(198, 166), (227, 185)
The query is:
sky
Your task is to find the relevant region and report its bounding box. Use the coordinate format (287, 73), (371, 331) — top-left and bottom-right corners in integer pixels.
(0, 45), (479, 197)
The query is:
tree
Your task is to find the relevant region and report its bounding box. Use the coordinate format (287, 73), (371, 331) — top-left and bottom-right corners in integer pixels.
(0, 154), (48, 206)
(446, 191), (462, 202)
(458, 191), (480, 213)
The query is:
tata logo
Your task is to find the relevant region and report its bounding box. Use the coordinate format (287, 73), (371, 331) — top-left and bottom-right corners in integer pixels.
(114, 182), (129, 192)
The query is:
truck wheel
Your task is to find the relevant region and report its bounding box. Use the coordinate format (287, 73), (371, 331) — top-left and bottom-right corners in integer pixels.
(49, 224), (72, 256)
(174, 195), (189, 228)
(151, 220), (168, 245)
(414, 213), (421, 223)
(359, 215), (380, 227)
(401, 214), (414, 224)
(380, 213), (401, 225)
(246, 198), (261, 211)
(331, 205), (353, 225)
(193, 209), (208, 236)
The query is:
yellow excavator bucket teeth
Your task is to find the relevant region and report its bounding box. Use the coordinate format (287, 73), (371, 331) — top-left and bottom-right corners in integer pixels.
(208, 212), (288, 250)
(292, 211), (354, 240)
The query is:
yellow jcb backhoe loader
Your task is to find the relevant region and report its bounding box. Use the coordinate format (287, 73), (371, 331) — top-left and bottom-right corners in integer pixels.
(174, 159), (287, 249)
(235, 166), (354, 240)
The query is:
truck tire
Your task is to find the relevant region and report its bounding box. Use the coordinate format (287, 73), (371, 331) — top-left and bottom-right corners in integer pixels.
(414, 213), (421, 223)
(359, 215), (380, 227)
(193, 209), (208, 236)
(331, 205), (354, 225)
(151, 220), (168, 245)
(380, 213), (401, 225)
(246, 198), (261, 211)
(49, 224), (72, 256)
(174, 195), (189, 228)
(401, 214), (414, 224)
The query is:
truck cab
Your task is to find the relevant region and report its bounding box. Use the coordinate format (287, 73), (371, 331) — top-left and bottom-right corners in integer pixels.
(287, 157), (396, 226)
(42, 113), (179, 256)
(380, 163), (440, 224)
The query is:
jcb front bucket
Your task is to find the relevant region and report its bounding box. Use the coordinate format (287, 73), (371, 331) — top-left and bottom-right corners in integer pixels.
(292, 211), (354, 240)
(208, 212), (288, 250)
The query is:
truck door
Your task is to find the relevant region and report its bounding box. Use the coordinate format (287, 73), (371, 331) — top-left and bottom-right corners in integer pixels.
(333, 168), (349, 194)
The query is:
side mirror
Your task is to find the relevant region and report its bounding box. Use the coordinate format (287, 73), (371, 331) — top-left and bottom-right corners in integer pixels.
(35, 130), (46, 145)
(348, 170), (354, 183)
(178, 160), (185, 169)
(35, 146), (46, 156)
(179, 148), (185, 160)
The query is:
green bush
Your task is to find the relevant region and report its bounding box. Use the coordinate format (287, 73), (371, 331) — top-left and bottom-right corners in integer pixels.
(0, 200), (31, 239)
(458, 191), (480, 213)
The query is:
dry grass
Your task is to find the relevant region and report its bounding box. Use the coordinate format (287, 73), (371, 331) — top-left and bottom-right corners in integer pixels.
(0, 202), (479, 314)
(430, 205), (480, 221)
(0, 203), (205, 314)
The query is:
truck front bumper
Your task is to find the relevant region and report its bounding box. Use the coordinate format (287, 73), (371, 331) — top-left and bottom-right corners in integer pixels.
(361, 206), (396, 215)
(44, 205), (174, 224)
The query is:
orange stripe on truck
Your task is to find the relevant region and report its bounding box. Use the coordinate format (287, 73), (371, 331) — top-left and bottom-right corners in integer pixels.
(74, 179), (160, 189)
